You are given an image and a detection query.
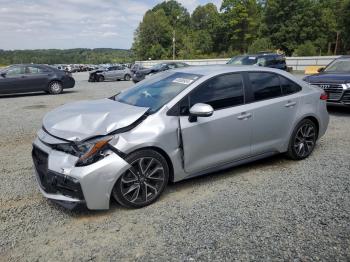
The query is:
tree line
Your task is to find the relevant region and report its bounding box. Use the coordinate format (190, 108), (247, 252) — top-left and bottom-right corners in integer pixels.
(0, 48), (133, 66)
(132, 0), (350, 60)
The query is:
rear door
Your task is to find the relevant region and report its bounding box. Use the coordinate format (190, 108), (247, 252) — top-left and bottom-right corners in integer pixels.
(179, 73), (252, 174)
(103, 67), (116, 80)
(115, 65), (125, 79)
(246, 72), (301, 155)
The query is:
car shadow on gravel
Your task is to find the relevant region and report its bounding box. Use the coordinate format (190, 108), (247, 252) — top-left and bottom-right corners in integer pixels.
(55, 153), (292, 216)
(327, 105), (350, 116)
(0, 90), (77, 99)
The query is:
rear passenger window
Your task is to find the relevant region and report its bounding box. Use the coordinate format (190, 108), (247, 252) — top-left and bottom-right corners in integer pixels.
(189, 73), (244, 110)
(249, 72), (282, 101)
(280, 76), (302, 95)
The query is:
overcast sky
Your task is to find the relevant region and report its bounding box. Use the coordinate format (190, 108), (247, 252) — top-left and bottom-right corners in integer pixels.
(0, 0), (221, 50)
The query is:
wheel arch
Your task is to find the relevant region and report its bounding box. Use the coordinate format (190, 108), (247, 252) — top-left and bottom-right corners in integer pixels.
(125, 146), (175, 183)
(303, 116), (319, 139)
(48, 79), (62, 87)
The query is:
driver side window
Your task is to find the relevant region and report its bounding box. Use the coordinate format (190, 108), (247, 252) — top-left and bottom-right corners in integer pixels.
(177, 73), (245, 116)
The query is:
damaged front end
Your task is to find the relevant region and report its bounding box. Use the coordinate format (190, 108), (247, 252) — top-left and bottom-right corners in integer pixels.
(32, 99), (150, 210)
(33, 130), (131, 210)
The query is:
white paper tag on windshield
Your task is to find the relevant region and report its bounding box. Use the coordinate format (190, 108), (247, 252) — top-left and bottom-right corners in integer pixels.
(248, 56), (256, 59)
(173, 78), (194, 85)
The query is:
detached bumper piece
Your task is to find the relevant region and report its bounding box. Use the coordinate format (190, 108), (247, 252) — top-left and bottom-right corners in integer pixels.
(32, 146), (85, 208)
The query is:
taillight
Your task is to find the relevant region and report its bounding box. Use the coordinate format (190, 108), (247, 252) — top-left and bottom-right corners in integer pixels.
(320, 92), (328, 101)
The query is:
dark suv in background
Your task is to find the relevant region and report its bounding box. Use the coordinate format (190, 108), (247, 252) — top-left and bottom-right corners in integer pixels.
(303, 56), (350, 106)
(0, 64), (75, 95)
(227, 53), (287, 71)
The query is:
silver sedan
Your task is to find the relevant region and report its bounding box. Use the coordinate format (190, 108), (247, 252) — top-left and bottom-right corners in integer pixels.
(32, 65), (329, 210)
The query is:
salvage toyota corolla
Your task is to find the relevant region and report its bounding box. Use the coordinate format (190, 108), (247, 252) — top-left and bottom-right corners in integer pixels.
(32, 65), (329, 210)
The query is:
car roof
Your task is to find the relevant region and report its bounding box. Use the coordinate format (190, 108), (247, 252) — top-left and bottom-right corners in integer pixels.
(338, 55), (350, 60)
(11, 64), (50, 67)
(173, 65), (286, 76)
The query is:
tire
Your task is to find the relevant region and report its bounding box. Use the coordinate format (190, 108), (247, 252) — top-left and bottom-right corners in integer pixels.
(48, 81), (63, 94)
(98, 75), (104, 82)
(286, 119), (317, 160)
(124, 74), (131, 81)
(112, 149), (169, 208)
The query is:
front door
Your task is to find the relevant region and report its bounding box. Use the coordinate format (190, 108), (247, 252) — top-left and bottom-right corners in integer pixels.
(22, 66), (49, 91)
(179, 73), (252, 174)
(0, 65), (26, 93)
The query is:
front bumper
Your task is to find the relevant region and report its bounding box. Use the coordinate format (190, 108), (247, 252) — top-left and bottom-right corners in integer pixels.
(32, 136), (130, 210)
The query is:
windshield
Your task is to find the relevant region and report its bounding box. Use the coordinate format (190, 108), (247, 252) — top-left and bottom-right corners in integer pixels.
(227, 55), (258, 65)
(325, 60), (350, 73)
(115, 72), (202, 113)
(0, 66), (10, 72)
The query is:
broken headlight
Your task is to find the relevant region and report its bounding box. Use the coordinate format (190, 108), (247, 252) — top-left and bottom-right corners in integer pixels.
(75, 136), (113, 167)
(53, 136), (114, 167)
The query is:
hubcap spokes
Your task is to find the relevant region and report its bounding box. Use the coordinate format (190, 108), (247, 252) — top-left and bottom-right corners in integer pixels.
(294, 124), (316, 157)
(51, 83), (61, 92)
(120, 157), (165, 204)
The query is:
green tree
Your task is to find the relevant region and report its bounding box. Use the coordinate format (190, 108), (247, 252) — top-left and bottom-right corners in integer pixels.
(293, 41), (318, 56)
(190, 3), (220, 56)
(132, 9), (172, 60)
(220, 0), (262, 53)
(248, 37), (273, 53)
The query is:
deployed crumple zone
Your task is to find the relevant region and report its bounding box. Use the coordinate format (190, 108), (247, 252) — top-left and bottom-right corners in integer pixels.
(32, 65), (329, 210)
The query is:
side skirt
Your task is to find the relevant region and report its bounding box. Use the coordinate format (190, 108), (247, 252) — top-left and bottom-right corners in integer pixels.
(182, 151), (278, 181)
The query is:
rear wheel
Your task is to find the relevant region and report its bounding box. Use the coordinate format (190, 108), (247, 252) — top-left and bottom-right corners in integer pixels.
(124, 74), (131, 81)
(48, 81), (63, 94)
(286, 119), (317, 160)
(112, 150), (169, 208)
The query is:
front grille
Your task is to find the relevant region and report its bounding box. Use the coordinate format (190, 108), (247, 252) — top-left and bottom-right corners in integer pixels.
(313, 83), (344, 101)
(32, 146), (84, 200)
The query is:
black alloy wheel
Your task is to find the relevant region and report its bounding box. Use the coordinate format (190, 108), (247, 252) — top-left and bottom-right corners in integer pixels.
(112, 150), (169, 208)
(287, 119), (317, 160)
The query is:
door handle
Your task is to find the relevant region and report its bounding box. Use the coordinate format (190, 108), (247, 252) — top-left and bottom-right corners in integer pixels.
(285, 101), (296, 108)
(237, 112), (252, 120)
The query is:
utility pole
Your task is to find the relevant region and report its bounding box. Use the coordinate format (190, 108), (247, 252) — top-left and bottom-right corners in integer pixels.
(173, 29), (175, 60)
(172, 16), (179, 61)
(334, 31), (340, 55)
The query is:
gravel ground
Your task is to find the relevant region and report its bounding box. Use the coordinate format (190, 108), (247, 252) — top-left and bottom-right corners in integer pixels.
(0, 72), (349, 261)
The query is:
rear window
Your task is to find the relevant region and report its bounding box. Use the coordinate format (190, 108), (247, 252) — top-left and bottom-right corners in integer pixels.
(280, 76), (302, 95)
(249, 72), (282, 101)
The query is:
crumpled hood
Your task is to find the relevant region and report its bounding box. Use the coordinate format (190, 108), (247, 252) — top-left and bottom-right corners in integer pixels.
(43, 99), (149, 142)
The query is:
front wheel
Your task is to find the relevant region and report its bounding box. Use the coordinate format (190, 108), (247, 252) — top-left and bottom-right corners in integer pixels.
(48, 81), (63, 94)
(98, 75), (105, 82)
(286, 119), (317, 160)
(112, 150), (169, 208)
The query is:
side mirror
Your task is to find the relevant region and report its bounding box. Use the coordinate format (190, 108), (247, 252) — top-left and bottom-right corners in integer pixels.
(188, 103), (214, 122)
(318, 67), (325, 73)
(0, 72), (6, 78)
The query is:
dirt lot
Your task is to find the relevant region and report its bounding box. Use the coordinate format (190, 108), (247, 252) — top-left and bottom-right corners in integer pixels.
(0, 72), (349, 261)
